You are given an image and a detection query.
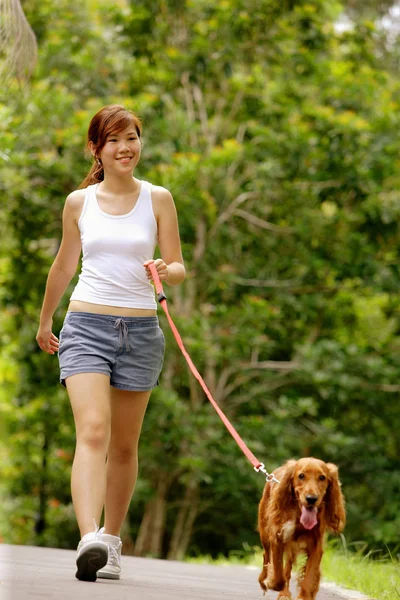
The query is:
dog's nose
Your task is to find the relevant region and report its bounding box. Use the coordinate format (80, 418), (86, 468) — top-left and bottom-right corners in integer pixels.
(306, 495), (318, 505)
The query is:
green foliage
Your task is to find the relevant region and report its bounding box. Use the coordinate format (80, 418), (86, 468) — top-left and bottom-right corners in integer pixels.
(189, 542), (400, 600)
(1, 0), (399, 564)
(322, 540), (400, 600)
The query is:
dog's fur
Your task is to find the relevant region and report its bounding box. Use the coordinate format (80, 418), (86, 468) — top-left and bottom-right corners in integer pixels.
(258, 457), (346, 600)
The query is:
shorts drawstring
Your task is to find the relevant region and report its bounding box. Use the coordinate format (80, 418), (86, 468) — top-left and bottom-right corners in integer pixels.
(114, 318), (130, 352)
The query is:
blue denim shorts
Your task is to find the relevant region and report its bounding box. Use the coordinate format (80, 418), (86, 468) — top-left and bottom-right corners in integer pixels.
(58, 312), (165, 391)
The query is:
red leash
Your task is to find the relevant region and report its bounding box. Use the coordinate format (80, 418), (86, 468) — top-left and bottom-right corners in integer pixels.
(149, 263), (278, 483)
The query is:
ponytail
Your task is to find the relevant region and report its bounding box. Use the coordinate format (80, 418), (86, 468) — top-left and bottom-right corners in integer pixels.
(78, 159), (104, 189)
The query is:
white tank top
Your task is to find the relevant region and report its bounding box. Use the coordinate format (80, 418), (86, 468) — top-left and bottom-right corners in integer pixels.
(70, 180), (157, 309)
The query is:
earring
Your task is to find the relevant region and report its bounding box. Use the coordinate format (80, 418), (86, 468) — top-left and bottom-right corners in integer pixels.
(96, 157), (102, 166)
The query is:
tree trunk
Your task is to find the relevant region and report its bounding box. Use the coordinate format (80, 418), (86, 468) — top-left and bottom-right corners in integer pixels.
(35, 422), (49, 545)
(120, 513), (135, 555)
(133, 472), (169, 557)
(133, 500), (152, 556)
(167, 481), (199, 561)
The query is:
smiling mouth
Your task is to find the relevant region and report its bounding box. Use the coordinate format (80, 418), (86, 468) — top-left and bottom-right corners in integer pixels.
(117, 157), (132, 162)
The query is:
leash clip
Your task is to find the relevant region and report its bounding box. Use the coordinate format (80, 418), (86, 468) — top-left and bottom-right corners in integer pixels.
(157, 291), (167, 303)
(254, 462), (280, 484)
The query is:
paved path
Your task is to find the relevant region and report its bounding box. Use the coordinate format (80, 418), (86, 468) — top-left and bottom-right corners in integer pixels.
(0, 544), (372, 600)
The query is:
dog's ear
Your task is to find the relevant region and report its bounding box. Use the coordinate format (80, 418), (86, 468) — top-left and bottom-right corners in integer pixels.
(274, 459), (297, 514)
(325, 463), (346, 533)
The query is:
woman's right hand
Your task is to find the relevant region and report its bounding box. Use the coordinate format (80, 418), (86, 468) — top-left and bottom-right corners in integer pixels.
(36, 323), (59, 355)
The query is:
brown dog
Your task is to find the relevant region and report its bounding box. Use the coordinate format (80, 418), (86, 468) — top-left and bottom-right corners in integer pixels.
(258, 457), (346, 600)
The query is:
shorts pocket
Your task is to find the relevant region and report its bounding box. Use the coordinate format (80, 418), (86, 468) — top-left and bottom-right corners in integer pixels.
(135, 325), (165, 377)
(59, 322), (72, 344)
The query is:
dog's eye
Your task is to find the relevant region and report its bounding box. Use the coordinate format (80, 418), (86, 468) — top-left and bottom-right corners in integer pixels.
(319, 475), (326, 481)
(298, 473), (305, 480)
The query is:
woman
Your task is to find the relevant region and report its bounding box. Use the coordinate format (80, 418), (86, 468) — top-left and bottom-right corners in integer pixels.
(36, 104), (186, 582)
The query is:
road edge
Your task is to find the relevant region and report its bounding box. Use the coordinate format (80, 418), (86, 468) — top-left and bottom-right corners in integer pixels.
(321, 581), (375, 600)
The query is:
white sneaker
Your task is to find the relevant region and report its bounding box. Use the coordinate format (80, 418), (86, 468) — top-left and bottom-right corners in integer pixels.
(97, 534), (122, 580)
(75, 525), (108, 582)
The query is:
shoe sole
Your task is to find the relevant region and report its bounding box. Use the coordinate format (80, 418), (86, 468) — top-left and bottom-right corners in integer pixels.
(75, 542), (108, 582)
(97, 570), (120, 580)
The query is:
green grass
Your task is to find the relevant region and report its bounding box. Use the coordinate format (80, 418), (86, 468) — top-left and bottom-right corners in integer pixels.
(188, 540), (399, 600)
(321, 541), (399, 600)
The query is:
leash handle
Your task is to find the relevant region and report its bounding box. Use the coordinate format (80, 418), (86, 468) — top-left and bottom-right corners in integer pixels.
(148, 261), (167, 302)
(148, 262), (276, 480)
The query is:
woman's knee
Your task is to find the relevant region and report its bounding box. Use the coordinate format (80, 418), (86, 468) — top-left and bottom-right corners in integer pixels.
(77, 420), (110, 451)
(108, 442), (138, 465)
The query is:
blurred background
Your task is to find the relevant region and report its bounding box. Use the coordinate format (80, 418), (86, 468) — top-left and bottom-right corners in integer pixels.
(0, 0), (399, 564)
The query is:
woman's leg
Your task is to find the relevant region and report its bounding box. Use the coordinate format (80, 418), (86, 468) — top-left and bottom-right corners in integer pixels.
(66, 373), (111, 537)
(103, 388), (151, 535)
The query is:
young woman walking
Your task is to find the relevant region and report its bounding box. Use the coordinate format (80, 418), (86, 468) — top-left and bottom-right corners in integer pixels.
(36, 104), (185, 582)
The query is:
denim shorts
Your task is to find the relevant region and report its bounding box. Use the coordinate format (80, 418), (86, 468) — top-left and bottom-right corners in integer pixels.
(58, 312), (165, 391)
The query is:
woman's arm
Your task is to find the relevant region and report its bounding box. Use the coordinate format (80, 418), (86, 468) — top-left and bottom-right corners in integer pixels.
(144, 186), (186, 286)
(36, 191), (84, 354)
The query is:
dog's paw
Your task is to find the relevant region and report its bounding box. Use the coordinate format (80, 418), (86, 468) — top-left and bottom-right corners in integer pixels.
(278, 591), (292, 600)
(267, 577), (285, 591)
(258, 579), (267, 592)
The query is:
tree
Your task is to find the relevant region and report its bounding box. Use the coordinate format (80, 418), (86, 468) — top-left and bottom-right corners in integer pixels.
(0, 0), (38, 83)
(1, 0), (399, 556)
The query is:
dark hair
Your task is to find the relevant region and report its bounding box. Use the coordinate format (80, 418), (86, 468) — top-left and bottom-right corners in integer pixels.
(79, 105), (142, 188)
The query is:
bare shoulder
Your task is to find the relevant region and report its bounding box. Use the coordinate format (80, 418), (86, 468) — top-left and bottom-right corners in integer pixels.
(150, 184), (174, 204)
(64, 189), (86, 221)
(150, 185), (176, 220)
(65, 188), (86, 209)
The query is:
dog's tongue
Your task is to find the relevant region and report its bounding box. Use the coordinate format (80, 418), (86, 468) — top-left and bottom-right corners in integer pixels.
(300, 506), (318, 530)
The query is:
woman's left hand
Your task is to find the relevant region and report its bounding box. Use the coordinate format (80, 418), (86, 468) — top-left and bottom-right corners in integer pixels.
(143, 259), (169, 282)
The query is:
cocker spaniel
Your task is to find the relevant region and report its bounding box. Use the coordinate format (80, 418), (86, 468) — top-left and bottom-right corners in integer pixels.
(258, 457), (346, 600)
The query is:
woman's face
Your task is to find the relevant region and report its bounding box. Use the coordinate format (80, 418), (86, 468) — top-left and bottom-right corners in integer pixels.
(93, 124), (142, 175)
